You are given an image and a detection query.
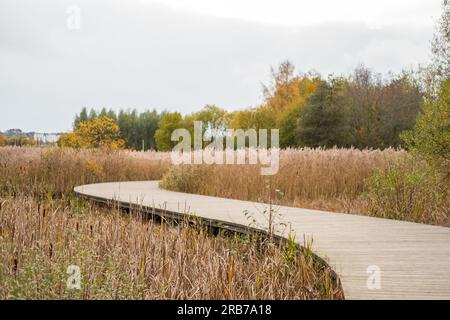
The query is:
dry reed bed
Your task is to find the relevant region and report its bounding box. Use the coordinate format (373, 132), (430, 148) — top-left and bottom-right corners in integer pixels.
(161, 147), (406, 215)
(0, 147), (171, 198)
(0, 146), (342, 299)
(0, 197), (343, 299)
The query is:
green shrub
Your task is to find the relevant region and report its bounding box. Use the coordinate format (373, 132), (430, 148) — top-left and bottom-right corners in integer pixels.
(401, 79), (450, 167)
(159, 165), (200, 193)
(365, 157), (449, 226)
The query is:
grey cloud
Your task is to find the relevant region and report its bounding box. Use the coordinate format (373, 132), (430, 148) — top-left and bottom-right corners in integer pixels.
(0, 0), (434, 132)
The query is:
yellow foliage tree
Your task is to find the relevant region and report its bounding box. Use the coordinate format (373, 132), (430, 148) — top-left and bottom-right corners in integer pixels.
(0, 134), (7, 146)
(263, 61), (319, 114)
(230, 61), (320, 147)
(0, 135), (36, 146)
(58, 116), (125, 150)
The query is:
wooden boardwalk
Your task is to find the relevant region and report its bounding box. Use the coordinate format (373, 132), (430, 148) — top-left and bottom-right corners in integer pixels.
(74, 181), (450, 300)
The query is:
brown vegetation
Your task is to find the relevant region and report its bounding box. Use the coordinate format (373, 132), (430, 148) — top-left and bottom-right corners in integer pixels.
(160, 147), (449, 226)
(0, 196), (342, 299)
(0, 147), (170, 198)
(0, 146), (342, 299)
(161, 148), (404, 215)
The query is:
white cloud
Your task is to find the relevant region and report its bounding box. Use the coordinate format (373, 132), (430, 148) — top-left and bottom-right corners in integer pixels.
(140, 0), (440, 27)
(0, 0), (442, 132)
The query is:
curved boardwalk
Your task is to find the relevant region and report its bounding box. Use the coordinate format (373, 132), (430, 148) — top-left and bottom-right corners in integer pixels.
(74, 181), (450, 300)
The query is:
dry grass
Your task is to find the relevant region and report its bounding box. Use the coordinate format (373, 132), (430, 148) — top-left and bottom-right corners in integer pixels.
(161, 147), (406, 215)
(0, 146), (342, 299)
(0, 197), (343, 299)
(0, 147), (171, 198)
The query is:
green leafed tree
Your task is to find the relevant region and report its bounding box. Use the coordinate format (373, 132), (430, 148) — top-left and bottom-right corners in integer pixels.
(74, 107), (89, 129)
(401, 78), (450, 165)
(296, 79), (350, 148)
(154, 112), (184, 151)
(139, 110), (162, 150)
(401, 1), (450, 166)
(193, 105), (229, 137)
(73, 108), (161, 150)
(277, 103), (302, 148)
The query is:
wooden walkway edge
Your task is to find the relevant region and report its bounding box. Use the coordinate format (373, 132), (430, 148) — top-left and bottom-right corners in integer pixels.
(74, 181), (450, 300)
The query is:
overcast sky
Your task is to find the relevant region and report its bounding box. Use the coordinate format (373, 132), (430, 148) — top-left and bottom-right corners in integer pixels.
(0, 0), (442, 132)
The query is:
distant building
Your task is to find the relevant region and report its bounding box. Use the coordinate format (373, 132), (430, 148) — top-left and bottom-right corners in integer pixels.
(33, 133), (61, 144)
(0, 129), (61, 144)
(4, 129), (24, 136)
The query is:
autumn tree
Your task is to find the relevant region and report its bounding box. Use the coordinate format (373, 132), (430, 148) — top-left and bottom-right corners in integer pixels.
(0, 134), (7, 146)
(263, 60), (299, 111)
(342, 65), (384, 148)
(69, 60), (424, 151)
(230, 107), (276, 131)
(230, 62), (320, 147)
(59, 116), (125, 150)
(341, 66), (422, 149)
(0, 135), (37, 146)
(73, 108), (161, 150)
(276, 75), (319, 147)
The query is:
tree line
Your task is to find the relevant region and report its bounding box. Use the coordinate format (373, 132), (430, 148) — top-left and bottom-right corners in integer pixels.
(64, 1), (448, 154)
(230, 64), (423, 149)
(69, 63), (423, 151)
(73, 108), (161, 150)
(0, 134), (37, 147)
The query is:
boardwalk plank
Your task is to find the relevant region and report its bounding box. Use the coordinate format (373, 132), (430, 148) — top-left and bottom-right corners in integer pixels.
(74, 181), (450, 300)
